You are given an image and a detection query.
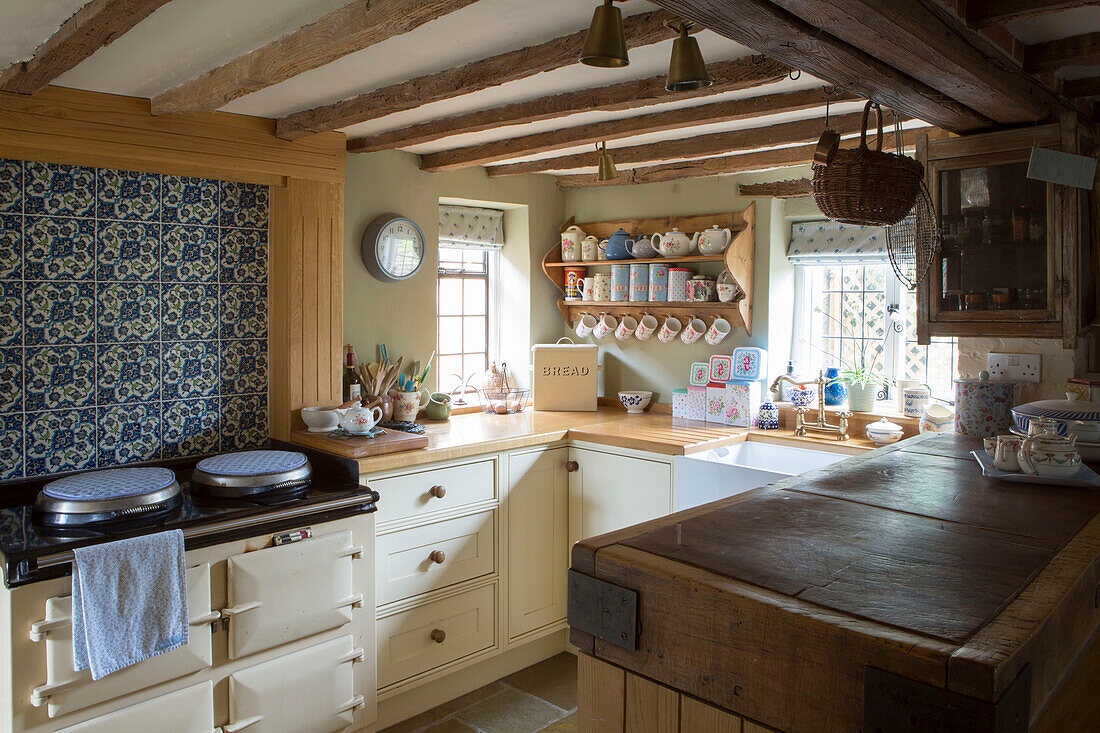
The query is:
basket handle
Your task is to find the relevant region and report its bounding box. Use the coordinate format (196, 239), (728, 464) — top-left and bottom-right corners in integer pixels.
(858, 100), (884, 153)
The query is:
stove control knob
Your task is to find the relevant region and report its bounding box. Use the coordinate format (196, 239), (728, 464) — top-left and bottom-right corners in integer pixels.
(429, 550), (446, 564)
(431, 628), (446, 644)
(429, 485), (446, 499)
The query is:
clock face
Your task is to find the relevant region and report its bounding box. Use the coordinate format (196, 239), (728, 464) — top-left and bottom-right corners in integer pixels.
(362, 214), (426, 282)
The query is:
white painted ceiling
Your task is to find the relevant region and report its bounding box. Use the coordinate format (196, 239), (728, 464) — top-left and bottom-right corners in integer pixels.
(0, 0), (90, 65)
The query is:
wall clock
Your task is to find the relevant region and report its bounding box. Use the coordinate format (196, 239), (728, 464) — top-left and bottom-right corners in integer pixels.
(361, 213), (426, 282)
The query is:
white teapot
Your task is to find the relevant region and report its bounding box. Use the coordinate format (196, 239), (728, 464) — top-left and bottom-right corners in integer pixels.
(652, 228), (697, 258)
(695, 225), (733, 255)
(1018, 427), (1081, 479)
(335, 403), (384, 434)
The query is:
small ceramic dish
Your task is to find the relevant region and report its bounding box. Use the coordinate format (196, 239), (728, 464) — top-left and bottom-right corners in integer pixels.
(790, 387), (816, 407)
(301, 405), (341, 433)
(866, 417), (904, 446)
(618, 391), (653, 414)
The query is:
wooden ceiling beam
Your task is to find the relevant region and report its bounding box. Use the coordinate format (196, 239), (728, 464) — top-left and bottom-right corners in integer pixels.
(0, 0), (171, 94)
(346, 57), (789, 154)
(151, 0), (479, 115)
(646, 0), (991, 133)
(965, 0), (1100, 29)
(277, 9), (686, 140)
(1025, 32), (1100, 74)
(738, 178), (812, 197)
(418, 88), (857, 171)
(485, 110), (884, 177)
(554, 128), (939, 188)
(1063, 76), (1100, 98)
(766, 0), (1057, 125)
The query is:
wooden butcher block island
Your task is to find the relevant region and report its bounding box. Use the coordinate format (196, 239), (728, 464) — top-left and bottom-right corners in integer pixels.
(568, 432), (1100, 733)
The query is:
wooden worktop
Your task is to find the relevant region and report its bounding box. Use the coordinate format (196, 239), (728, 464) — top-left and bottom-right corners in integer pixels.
(288, 407), (878, 474)
(570, 432), (1100, 732)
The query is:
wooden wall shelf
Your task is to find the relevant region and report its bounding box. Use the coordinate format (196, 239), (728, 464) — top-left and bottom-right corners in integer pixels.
(543, 205), (756, 335)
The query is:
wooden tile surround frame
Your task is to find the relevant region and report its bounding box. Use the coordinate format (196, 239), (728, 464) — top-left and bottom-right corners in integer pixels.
(0, 86), (346, 440)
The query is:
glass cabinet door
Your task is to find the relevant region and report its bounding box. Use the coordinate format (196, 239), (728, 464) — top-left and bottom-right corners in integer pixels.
(933, 156), (1053, 319)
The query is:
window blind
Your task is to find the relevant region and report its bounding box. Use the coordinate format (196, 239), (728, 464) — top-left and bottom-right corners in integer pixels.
(438, 205), (505, 249)
(787, 219), (888, 265)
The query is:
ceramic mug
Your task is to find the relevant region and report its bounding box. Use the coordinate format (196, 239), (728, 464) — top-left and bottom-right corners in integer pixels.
(681, 317), (706, 345)
(704, 317), (731, 345)
(983, 437), (998, 457)
(895, 380), (928, 413)
(657, 316), (682, 343)
(592, 314), (617, 340)
(393, 389), (429, 422)
(575, 313), (597, 338)
(615, 316), (639, 341)
(994, 434), (1022, 472)
(635, 314), (658, 341)
(593, 273), (611, 302)
(902, 386), (931, 418)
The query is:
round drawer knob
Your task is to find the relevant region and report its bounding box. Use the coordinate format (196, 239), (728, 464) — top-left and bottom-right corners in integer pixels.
(566, 460), (579, 472)
(430, 628), (446, 644)
(429, 550), (446, 564)
(429, 485), (446, 498)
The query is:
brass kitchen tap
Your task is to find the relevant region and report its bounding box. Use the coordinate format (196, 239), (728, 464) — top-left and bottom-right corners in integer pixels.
(769, 371), (851, 441)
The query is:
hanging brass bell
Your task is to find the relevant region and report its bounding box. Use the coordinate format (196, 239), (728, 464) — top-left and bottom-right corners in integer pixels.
(581, 0), (629, 68)
(596, 142), (619, 181)
(666, 23), (712, 92)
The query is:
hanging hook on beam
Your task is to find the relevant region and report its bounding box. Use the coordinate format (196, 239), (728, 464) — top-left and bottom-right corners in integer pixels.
(750, 54), (766, 65)
(788, 68), (802, 81)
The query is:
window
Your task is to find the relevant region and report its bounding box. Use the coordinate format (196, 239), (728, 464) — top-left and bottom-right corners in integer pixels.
(437, 247), (493, 393)
(793, 263), (958, 401)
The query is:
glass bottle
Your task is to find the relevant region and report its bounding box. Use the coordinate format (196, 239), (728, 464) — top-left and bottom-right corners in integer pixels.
(342, 345), (362, 403)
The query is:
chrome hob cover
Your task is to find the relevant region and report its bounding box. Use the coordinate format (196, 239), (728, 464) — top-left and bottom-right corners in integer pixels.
(189, 450), (312, 498)
(34, 467), (183, 527)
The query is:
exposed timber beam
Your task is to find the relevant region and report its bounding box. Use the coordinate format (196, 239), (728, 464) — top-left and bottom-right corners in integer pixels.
(646, 0), (991, 133)
(738, 178), (812, 197)
(485, 110), (880, 177)
(554, 128), (941, 188)
(1025, 32), (1100, 74)
(766, 0), (1057, 124)
(418, 88), (858, 171)
(0, 0), (171, 94)
(966, 0), (1100, 29)
(1064, 76), (1100, 98)
(151, 0), (479, 115)
(278, 9), (686, 140)
(346, 57), (789, 154)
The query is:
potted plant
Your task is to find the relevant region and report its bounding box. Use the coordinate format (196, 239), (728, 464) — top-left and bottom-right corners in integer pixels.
(808, 308), (890, 413)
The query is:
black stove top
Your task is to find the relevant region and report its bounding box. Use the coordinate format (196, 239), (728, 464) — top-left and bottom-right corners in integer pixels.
(0, 440), (377, 587)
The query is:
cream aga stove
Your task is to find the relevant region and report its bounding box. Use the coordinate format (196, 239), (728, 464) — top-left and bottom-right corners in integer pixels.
(0, 442), (379, 733)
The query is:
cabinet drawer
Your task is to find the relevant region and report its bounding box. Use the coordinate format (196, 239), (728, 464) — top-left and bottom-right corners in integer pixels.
(56, 681), (215, 733)
(377, 583), (495, 688)
(377, 510), (495, 605)
(372, 459), (496, 525)
(35, 564), (216, 718)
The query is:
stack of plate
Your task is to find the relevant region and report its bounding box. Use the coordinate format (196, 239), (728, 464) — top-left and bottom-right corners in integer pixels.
(1011, 398), (1100, 460)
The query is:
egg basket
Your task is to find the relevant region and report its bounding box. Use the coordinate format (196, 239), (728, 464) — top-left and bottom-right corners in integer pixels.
(477, 387), (530, 415)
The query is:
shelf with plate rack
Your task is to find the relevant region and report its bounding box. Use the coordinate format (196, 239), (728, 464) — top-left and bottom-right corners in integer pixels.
(543, 204), (756, 335)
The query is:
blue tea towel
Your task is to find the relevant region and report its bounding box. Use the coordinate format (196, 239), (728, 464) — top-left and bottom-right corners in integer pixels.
(72, 530), (188, 680)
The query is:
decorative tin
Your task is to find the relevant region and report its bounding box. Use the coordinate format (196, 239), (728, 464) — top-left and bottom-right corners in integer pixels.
(668, 267), (692, 301)
(593, 273), (611, 302)
(708, 355), (732, 383)
(610, 264), (630, 302)
(689, 362), (710, 387)
(629, 263), (649, 302)
(688, 276), (716, 302)
(756, 402), (779, 430)
(687, 385), (706, 421)
(954, 371), (1014, 437)
(706, 385), (727, 424)
(564, 267), (585, 301)
(725, 380), (762, 428)
(1068, 377), (1100, 403)
(672, 388), (689, 419)
(648, 263), (669, 302)
(732, 347), (768, 381)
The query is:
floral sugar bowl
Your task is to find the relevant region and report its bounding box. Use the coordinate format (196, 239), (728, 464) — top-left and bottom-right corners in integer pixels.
(866, 417), (905, 446)
(1017, 430), (1082, 479)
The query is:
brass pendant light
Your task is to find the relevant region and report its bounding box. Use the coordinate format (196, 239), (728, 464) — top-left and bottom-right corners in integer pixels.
(596, 142), (619, 181)
(665, 21), (712, 92)
(581, 0), (629, 68)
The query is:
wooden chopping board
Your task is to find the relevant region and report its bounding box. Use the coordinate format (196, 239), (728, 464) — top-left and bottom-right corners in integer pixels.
(291, 428), (429, 457)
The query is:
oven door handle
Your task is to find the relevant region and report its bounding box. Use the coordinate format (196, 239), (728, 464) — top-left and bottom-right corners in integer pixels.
(31, 609), (222, 642)
(336, 694), (366, 715)
(337, 544), (364, 559)
(337, 646), (365, 665)
(220, 601), (262, 617)
(334, 593), (365, 612)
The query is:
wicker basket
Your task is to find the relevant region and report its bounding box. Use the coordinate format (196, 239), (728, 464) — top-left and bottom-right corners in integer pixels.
(812, 101), (924, 226)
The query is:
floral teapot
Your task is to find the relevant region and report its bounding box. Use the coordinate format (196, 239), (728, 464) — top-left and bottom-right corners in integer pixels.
(652, 228), (697, 258)
(1018, 424), (1081, 479)
(695, 225), (733, 255)
(334, 402), (384, 435)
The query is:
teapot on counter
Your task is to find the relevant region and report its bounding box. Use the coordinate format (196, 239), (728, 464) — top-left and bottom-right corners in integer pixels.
(334, 402), (384, 435)
(1017, 424), (1082, 479)
(652, 228), (697, 258)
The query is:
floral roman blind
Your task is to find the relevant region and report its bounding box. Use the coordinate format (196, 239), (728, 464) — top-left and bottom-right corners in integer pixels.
(438, 205), (505, 249)
(787, 219), (888, 265)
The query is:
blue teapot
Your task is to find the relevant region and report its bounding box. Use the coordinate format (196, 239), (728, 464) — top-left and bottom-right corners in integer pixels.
(604, 228), (635, 260)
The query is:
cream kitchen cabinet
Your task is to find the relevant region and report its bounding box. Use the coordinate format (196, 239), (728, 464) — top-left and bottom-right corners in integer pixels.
(567, 445), (673, 544)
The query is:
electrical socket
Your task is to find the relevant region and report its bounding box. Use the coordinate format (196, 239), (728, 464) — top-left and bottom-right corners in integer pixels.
(987, 353), (1041, 383)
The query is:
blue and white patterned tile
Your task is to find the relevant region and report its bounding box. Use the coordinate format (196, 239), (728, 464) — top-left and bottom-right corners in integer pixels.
(25, 162), (95, 218)
(25, 345), (96, 410)
(0, 413), (22, 479)
(0, 348), (22, 414)
(24, 216), (95, 281)
(162, 225), (218, 283)
(163, 398), (219, 458)
(98, 403), (160, 466)
(219, 284), (266, 339)
(96, 282), (160, 343)
(219, 181), (268, 229)
(222, 394), (268, 451)
(0, 214), (21, 280)
(97, 168), (161, 221)
(163, 283), (218, 340)
(163, 176), (218, 225)
(162, 340), (218, 400)
(220, 228), (267, 283)
(221, 339), (266, 396)
(26, 409), (97, 476)
(0, 160), (22, 215)
(97, 221), (160, 281)
(0, 281), (21, 347)
(25, 281), (94, 345)
(97, 342), (160, 404)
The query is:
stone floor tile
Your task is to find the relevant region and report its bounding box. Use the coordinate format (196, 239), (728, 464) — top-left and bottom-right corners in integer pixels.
(455, 688), (562, 733)
(380, 682), (504, 733)
(502, 652), (578, 711)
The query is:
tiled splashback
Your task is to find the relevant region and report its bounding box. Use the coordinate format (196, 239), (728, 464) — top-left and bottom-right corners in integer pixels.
(0, 159), (269, 479)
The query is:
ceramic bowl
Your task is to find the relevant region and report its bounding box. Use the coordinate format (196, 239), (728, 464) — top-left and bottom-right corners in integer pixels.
(790, 388), (816, 407)
(866, 417), (904, 446)
(301, 405), (341, 433)
(618, 390), (653, 414)
(1011, 399), (1100, 437)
